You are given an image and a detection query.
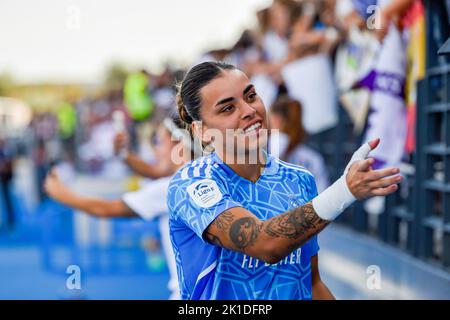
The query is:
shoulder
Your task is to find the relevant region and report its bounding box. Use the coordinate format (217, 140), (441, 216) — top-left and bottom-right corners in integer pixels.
(169, 154), (228, 192)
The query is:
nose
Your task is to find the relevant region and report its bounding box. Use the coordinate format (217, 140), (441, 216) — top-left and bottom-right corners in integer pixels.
(240, 101), (256, 121)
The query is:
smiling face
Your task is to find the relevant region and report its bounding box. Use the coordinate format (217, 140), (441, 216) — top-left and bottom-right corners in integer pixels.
(194, 69), (268, 161)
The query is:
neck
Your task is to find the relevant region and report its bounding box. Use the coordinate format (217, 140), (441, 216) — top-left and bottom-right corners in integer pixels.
(219, 149), (267, 183)
(172, 161), (185, 173)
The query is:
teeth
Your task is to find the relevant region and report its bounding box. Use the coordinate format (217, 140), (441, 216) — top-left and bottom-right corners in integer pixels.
(244, 122), (261, 134)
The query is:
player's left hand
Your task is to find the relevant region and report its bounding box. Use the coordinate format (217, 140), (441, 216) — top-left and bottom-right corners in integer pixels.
(44, 167), (67, 201)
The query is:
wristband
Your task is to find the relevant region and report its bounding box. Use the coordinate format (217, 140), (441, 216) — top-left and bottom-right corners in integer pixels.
(311, 142), (372, 220)
(312, 175), (356, 221)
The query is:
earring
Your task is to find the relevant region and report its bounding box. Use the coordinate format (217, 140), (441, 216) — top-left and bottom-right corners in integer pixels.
(202, 142), (215, 154)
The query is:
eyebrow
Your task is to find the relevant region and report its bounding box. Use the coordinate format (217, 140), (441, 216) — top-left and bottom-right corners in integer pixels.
(215, 84), (255, 107)
(243, 84), (254, 95)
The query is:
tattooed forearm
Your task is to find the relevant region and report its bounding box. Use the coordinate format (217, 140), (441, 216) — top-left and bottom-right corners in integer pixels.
(212, 210), (234, 230)
(229, 217), (263, 250)
(205, 231), (224, 247)
(204, 201), (330, 261)
(264, 202), (329, 239)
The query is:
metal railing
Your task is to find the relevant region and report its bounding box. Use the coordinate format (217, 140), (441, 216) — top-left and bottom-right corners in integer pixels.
(309, 0), (450, 270)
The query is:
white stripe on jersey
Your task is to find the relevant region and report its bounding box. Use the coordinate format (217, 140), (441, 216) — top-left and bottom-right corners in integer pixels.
(196, 260), (217, 284)
(193, 165), (201, 177)
(203, 158), (213, 178)
(275, 159), (314, 177)
(181, 167), (190, 180)
(193, 159), (207, 177)
(204, 165), (212, 178)
(181, 156), (216, 180)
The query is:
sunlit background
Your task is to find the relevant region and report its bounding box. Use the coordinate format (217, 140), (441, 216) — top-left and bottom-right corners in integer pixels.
(0, 0), (270, 83)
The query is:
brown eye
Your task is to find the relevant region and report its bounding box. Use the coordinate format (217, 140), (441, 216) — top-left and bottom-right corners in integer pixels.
(221, 105), (235, 113)
(247, 93), (257, 102)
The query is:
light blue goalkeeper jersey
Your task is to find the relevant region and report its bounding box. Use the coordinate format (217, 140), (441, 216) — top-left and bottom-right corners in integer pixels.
(167, 152), (320, 300)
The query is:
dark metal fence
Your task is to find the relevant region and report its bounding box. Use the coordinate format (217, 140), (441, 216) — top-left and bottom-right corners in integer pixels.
(309, 0), (450, 270)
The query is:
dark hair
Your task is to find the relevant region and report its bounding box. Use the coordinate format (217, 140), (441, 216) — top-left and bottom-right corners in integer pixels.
(176, 61), (236, 131)
(270, 95), (306, 159)
(170, 112), (185, 130)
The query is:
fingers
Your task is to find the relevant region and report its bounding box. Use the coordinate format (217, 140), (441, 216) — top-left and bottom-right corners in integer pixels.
(352, 143), (372, 161)
(368, 138), (380, 150)
(114, 133), (129, 147)
(347, 162), (402, 199)
(114, 132), (128, 142)
(114, 133), (128, 155)
(370, 184), (398, 197)
(367, 167), (400, 181)
(352, 138), (380, 162)
(344, 139), (379, 175)
(49, 167), (59, 178)
(43, 175), (52, 193)
(346, 139), (380, 175)
(115, 132), (125, 139)
(368, 175), (403, 189)
(357, 158), (375, 172)
(114, 133), (124, 144)
(45, 167), (56, 180)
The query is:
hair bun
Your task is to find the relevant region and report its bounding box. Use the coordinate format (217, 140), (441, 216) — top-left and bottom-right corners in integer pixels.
(176, 92), (193, 125)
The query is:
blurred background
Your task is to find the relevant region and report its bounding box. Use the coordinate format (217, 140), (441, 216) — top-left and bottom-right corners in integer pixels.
(0, 0), (449, 299)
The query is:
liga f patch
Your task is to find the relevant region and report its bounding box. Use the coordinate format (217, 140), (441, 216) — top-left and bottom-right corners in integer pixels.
(187, 179), (222, 208)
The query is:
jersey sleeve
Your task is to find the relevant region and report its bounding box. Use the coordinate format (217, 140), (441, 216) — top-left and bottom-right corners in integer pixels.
(167, 168), (242, 242)
(122, 177), (171, 220)
(305, 169), (319, 200)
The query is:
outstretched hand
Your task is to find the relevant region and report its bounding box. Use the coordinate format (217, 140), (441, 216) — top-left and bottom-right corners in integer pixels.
(113, 132), (129, 156)
(44, 167), (67, 201)
(345, 138), (402, 200)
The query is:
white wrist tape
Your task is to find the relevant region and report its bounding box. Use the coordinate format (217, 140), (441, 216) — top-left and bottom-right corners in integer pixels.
(312, 175), (355, 221)
(312, 142), (372, 221)
(344, 142), (371, 176)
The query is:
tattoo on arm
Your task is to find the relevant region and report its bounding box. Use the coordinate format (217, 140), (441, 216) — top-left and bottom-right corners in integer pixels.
(264, 202), (329, 239)
(206, 210), (263, 251)
(205, 202), (329, 254)
(212, 210), (234, 230)
(204, 231), (224, 247)
(204, 210), (234, 247)
(229, 217), (263, 250)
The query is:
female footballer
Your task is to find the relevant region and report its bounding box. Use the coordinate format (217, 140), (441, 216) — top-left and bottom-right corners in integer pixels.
(167, 61), (402, 300)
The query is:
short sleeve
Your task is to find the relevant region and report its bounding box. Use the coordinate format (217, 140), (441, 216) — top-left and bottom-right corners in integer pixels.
(304, 170), (319, 200)
(122, 177), (171, 220)
(167, 170), (242, 242)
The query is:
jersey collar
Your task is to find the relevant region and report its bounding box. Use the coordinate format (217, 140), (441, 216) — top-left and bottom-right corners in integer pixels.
(211, 150), (280, 181)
